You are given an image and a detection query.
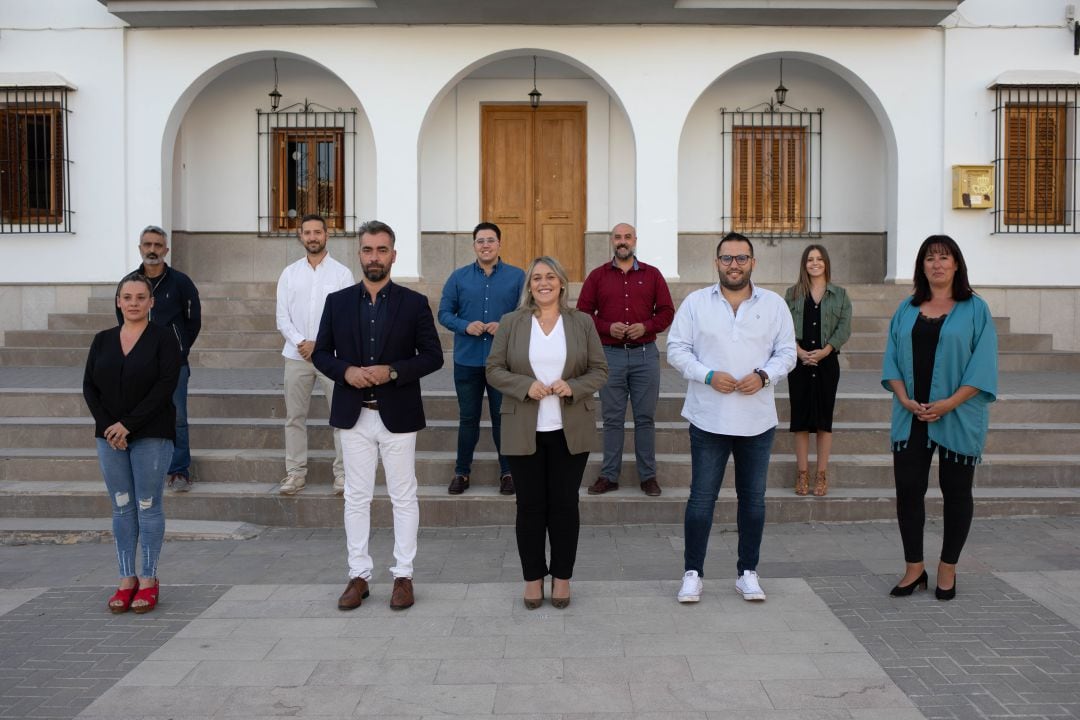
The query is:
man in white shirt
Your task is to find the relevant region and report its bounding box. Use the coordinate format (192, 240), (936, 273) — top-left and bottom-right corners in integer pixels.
(666, 232), (796, 603)
(276, 214), (355, 495)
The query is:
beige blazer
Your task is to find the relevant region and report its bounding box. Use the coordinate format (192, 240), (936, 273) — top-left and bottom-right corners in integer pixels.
(485, 307), (608, 456)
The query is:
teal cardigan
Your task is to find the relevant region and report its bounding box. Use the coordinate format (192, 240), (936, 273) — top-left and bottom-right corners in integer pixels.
(784, 283), (852, 352)
(881, 294), (998, 462)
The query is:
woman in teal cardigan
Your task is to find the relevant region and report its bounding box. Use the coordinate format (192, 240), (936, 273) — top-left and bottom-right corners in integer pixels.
(882, 235), (997, 601)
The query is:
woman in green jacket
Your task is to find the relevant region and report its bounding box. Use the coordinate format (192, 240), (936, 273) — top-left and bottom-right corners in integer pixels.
(784, 245), (852, 496)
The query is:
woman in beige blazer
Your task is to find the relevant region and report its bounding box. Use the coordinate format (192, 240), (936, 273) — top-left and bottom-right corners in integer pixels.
(486, 256), (608, 609)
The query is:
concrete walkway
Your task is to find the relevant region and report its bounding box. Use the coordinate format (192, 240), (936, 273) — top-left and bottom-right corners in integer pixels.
(1, 517), (1079, 719)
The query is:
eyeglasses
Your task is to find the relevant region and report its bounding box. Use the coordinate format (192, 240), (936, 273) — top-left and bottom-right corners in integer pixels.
(717, 254), (752, 266)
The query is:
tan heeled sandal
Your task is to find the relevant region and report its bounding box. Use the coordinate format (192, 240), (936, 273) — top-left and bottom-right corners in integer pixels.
(813, 469), (828, 496)
(795, 470), (810, 496)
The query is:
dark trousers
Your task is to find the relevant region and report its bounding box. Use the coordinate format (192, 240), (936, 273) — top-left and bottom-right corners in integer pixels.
(453, 363), (510, 476)
(893, 420), (975, 565)
(506, 430), (589, 581)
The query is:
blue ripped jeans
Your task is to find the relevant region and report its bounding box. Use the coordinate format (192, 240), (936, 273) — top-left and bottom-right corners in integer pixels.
(96, 437), (173, 578)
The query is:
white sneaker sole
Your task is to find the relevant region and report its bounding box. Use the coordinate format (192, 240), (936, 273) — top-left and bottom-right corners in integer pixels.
(279, 485), (306, 496)
(677, 595), (700, 603)
(736, 588), (766, 601)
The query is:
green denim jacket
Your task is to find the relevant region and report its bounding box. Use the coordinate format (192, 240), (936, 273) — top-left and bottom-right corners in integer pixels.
(783, 283), (852, 352)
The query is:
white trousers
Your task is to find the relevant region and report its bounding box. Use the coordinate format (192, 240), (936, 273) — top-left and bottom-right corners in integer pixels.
(339, 407), (419, 580)
(284, 358), (344, 482)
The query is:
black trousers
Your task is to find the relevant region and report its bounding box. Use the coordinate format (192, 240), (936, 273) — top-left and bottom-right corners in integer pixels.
(893, 420), (976, 565)
(506, 430), (589, 582)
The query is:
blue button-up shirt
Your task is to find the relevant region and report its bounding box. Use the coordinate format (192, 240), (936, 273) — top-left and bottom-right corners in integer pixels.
(439, 260), (525, 367)
(360, 282), (391, 402)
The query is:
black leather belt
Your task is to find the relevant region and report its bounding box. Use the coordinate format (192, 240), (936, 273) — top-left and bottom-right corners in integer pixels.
(609, 342), (650, 350)
(362, 400), (379, 410)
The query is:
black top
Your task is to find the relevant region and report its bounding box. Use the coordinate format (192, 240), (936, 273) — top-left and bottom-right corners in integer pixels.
(912, 312), (946, 404)
(359, 282), (391, 403)
(800, 295), (821, 350)
(83, 323), (182, 441)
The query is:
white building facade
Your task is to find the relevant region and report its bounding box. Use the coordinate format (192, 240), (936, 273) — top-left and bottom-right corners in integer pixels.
(2, 0), (1079, 344)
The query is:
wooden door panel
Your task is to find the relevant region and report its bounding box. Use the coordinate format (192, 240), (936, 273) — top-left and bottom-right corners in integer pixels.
(482, 104), (585, 280)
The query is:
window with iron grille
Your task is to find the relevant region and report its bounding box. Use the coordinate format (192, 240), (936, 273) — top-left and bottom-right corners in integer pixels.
(257, 105), (357, 236)
(993, 85), (1079, 233)
(721, 109), (822, 239)
(0, 86), (72, 233)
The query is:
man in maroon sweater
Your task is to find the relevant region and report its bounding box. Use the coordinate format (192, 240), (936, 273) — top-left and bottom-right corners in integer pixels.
(576, 223), (675, 496)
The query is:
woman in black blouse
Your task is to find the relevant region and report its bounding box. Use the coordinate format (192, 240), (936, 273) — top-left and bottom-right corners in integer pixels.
(83, 273), (180, 613)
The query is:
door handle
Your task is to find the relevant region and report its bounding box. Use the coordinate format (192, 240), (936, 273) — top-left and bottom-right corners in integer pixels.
(548, 213), (570, 219)
(496, 214), (520, 220)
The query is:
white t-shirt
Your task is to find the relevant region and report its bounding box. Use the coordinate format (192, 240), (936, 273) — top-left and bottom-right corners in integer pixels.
(529, 315), (567, 432)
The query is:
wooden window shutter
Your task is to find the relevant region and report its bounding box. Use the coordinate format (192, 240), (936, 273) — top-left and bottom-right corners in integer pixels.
(732, 126), (805, 233)
(1005, 105), (1066, 226)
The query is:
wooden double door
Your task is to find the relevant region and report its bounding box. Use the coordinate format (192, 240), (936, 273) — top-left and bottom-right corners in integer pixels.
(481, 105), (586, 281)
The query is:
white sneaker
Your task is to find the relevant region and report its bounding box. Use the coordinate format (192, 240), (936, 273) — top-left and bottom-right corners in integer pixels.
(332, 476), (345, 495)
(735, 570), (766, 601)
(677, 570), (703, 603)
(279, 476), (306, 496)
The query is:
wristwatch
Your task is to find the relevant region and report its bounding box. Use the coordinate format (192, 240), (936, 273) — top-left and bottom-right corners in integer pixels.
(388, 366), (398, 381)
(753, 368), (770, 387)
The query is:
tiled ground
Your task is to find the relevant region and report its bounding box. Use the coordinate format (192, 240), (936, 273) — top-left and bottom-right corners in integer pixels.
(0, 518), (1077, 719)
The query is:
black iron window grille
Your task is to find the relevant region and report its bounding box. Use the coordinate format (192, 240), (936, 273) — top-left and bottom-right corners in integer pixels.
(993, 85), (1079, 233)
(257, 104), (358, 236)
(720, 108), (822, 240)
(0, 86), (72, 233)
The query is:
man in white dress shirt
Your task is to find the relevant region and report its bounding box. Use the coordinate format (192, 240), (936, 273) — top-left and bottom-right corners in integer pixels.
(276, 213), (355, 495)
(666, 232), (796, 603)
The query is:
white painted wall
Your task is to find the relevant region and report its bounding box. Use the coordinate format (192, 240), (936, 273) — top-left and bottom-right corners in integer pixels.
(173, 58), (374, 232)
(679, 58), (885, 233)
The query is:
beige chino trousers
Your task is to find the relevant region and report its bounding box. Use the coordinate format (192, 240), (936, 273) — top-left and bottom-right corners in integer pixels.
(284, 357), (345, 483)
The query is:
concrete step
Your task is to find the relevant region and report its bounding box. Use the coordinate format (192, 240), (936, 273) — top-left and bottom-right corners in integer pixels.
(0, 480), (1076, 527)
(4, 448), (1077, 490)
(5, 417), (1078, 455)
(0, 517), (262, 543)
(49, 313), (279, 332)
(839, 350), (1080, 372)
(4, 388), (1074, 424)
(6, 329), (287, 351)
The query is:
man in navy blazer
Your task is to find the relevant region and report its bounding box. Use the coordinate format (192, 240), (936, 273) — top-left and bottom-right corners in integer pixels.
(313, 220), (443, 612)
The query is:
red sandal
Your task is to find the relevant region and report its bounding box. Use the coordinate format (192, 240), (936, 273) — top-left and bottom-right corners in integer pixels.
(131, 581), (159, 614)
(107, 584), (139, 614)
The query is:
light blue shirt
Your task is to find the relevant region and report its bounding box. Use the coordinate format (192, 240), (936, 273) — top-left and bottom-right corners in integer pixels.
(667, 282), (797, 436)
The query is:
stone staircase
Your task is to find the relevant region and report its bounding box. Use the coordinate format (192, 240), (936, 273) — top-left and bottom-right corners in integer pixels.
(1, 281), (1078, 527)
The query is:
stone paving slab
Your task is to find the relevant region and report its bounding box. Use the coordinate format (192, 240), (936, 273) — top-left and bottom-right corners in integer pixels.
(76, 578), (915, 719)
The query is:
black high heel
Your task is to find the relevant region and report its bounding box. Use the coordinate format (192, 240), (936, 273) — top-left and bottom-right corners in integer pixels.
(935, 579), (956, 601)
(889, 570), (928, 597)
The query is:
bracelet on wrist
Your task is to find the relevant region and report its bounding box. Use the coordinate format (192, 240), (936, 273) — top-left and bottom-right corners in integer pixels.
(705, 370), (714, 385)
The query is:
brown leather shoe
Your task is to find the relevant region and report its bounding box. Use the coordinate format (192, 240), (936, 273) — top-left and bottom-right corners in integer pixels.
(499, 473), (515, 496)
(390, 577), (414, 610)
(587, 477), (619, 495)
(447, 474), (469, 495)
(640, 478), (661, 497)
(337, 577), (369, 611)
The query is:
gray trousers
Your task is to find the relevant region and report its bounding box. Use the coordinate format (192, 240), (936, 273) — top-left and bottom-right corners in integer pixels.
(599, 343), (660, 483)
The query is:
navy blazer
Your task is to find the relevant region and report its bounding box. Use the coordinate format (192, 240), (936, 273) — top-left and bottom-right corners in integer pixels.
(312, 281), (444, 434)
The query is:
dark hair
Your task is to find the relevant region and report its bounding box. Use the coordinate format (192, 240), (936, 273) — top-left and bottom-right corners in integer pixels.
(473, 222), (501, 241)
(792, 244), (831, 299)
(911, 234), (974, 305)
(358, 220), (396, 246)
(716, 231), (754, 258)
(115, 272), (154, 299)
(299, 213), (327, 231)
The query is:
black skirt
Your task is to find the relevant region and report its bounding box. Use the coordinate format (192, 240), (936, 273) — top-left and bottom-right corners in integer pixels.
(788, 295), (840, 433)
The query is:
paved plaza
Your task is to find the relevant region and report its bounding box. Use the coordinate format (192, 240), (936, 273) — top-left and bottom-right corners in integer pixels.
(1, 517), (1078, 719)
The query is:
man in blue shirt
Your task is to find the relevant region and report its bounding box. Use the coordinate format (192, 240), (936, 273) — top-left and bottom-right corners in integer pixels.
(438, 222), (526, 496)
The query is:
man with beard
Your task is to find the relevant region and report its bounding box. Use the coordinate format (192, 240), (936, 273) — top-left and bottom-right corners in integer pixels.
(666, 232), (796, 603)
(577, 223), (674, 497)
(118, 225), (201, 492)
(275, 214), (354, 496)
(313, 220), (443, 611)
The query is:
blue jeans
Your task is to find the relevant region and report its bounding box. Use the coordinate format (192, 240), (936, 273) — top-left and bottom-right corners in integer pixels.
(454, 363), (510, 476)
(684, 424), (776, 577)
(600, 344), (660, 482)
(96, 437), (173, 578)
(169, 364), (190, 476)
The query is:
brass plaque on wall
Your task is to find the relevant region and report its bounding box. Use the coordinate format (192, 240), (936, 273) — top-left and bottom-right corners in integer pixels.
(952, 165), (994, 209)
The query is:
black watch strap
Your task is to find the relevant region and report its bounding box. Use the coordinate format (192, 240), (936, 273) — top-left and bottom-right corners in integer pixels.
(754, 368), (769, 387)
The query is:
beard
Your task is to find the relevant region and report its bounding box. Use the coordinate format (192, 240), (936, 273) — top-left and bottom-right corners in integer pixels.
(142, 254), (163, 265)
(614, 245), (633, 259)
(304, 241), (326, 255)
(363, 264), (388, 282)
(719, 268), (751, 291)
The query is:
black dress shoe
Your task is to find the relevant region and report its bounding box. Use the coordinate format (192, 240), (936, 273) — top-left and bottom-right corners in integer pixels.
(935, 580), (957, 601)
(499, 473), (515, 496)
(889, 570), (928, 597)
(447, 474), (469, 495)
